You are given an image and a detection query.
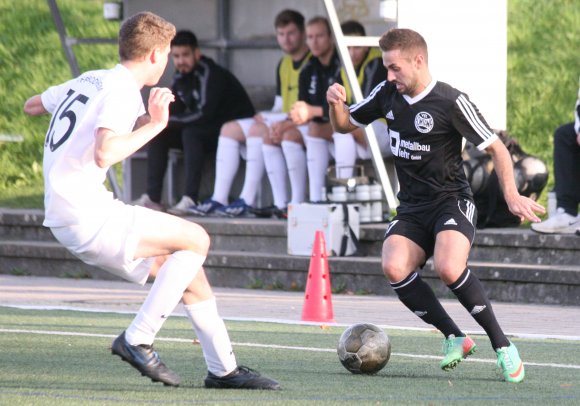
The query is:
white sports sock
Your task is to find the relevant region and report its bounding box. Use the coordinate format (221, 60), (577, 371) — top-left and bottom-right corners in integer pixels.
(281, 141), (306, 205)
(304, 135), (330, 202)
(184, 297), (237, 376)
(332, 132), (357, 179)
(239, 137), (265, 206)
(263, 144), (288, 208)
(125, 251), (205, 346)
(212, 136), (241, 205)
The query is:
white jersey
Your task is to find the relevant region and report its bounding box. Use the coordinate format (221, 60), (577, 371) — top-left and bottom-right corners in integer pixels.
(41, 64), (145, 227)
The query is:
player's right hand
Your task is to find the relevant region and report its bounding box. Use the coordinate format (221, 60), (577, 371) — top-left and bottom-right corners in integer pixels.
(148, 87), (175, 129)
(326, 83), (347, 107)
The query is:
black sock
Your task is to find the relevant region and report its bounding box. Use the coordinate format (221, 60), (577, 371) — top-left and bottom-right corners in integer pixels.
(391, 272), (462, 338)
(449, 268), (509, 349)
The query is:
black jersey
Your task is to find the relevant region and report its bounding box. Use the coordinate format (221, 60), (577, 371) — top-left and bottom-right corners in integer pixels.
(298, 50), (343, 123)
(349, 79), (498, 211)
(169, 56), (255, 127)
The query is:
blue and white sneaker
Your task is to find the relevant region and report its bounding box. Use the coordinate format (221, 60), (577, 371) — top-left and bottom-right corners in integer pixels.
(188, 199), (224, 216)
(215, 198), (252, 217)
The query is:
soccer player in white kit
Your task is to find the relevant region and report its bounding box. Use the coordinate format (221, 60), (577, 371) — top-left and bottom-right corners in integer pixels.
(23, 11), (279, 390)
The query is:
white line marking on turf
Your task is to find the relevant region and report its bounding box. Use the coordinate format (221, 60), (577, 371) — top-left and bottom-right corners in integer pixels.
(3, 303), (580, 342)
(1, 328), (579, 370)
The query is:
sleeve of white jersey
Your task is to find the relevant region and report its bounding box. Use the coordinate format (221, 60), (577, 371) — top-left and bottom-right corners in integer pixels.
(95, 86), (145, 135)
(40, 81), (73, 114)
(271, 95), (283, 113)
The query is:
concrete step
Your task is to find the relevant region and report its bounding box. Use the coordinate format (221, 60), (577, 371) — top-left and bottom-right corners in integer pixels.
(1, 208), (579, 305)
(1, 239), (579, 306)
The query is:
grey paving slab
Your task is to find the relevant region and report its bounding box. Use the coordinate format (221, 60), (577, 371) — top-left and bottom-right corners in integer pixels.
(0, 275), (578, 341)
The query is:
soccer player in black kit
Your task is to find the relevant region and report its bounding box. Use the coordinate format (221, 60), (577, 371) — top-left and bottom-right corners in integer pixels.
(327, 28), (545, 383)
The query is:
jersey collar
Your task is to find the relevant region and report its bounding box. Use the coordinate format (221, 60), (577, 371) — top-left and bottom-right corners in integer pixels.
(403, 78), (437, 105)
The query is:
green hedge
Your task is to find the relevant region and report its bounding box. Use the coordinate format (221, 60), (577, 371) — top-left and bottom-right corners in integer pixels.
(1, 0), (578, 209)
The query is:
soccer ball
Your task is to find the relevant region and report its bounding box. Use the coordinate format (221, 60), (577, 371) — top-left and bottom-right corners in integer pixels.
(337, 323), (391, 374)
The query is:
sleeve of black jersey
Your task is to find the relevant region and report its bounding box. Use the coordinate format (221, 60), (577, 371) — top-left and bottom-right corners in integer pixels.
(348, 81), (387, 127)
(451, 92), (498, 150)
(168, 79), (186, 116)
(297, 64), (309, 102)
(171, 65), (227, 126)
(275, 59), (282, 97)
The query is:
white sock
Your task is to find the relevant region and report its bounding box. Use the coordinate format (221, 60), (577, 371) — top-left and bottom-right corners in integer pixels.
(263, 144), (288, 208)
(184, 297), (237, 376)
(125, 251), (205, 346)
(304, 135), (330, 202)
(212, 137), (241, 205)
(332, 132), (357, 178)
(239, 137), (265, 207)
(281, 140), (307, 205)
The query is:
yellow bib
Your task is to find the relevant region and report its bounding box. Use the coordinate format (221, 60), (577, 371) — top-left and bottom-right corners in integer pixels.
(279, 52), (312, 113)
(340, 47), (383, 103)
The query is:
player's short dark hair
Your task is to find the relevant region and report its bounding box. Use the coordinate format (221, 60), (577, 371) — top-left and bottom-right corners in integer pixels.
(171, 30), (198, 50)
(275, 9), (305, 31)
(341, 20), (366, 36)
(379, 28), (428, 61)
(307, 16), (331, 36)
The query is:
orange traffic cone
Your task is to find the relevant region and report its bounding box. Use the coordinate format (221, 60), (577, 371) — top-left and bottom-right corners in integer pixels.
(301, 230), (335, 323)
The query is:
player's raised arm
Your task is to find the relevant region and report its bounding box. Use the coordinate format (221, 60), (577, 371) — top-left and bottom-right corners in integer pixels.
(94, 87), (174, 168)
(327, 83), (358, 133)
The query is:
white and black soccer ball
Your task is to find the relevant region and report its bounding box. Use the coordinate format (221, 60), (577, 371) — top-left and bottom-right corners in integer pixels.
(337, 323), (391, 374)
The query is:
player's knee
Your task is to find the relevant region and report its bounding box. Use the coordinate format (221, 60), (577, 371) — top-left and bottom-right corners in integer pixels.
(249, 122), (267, 138)
(382, 259), (406, 282)
(220, 121), (242, 138)
(283, 129), (302, 144)
(433, 259), (462, 284)
(183, 222), (211, 256)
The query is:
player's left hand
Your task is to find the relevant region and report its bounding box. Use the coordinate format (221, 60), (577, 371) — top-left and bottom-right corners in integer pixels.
(506, 194), (545, 223)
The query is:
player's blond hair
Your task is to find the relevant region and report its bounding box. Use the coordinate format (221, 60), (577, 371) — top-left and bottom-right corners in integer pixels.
(118, 12), (176, 61)
(379, 28), (428, 63)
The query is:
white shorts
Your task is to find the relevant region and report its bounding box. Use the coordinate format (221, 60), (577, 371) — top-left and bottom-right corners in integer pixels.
(259, 112), (288, 127)
(299, 126), (370, 160)
(50, 200), (155, 285)
(235, 112), (289, 137)
(235, 117), (254, 138)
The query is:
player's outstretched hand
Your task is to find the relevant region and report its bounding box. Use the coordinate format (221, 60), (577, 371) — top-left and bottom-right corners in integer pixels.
(148, 87), (175, 129)
(506, 194), (545, 223)
(326, 83), (347, 107)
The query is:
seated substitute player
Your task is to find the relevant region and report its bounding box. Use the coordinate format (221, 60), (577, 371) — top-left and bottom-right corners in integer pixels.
(531, 74), (580, 234)
(135, 29), (255, 215)
(23, 12), (279, 390)
(327, 28), (545, 383)
(289, 17), (389, 202)
(189, 9), (310, 218)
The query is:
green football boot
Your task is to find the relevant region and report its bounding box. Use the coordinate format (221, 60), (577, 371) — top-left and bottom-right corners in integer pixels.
(440, 335), (476, 371)
(496, 342), (525, 383)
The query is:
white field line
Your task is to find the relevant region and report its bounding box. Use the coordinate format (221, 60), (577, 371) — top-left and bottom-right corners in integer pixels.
(3, 303), (580, 342)
(1, 328), (579, 370)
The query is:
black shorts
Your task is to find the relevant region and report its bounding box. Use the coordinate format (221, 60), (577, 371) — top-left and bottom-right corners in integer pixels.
(384, 195), (477, 260)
